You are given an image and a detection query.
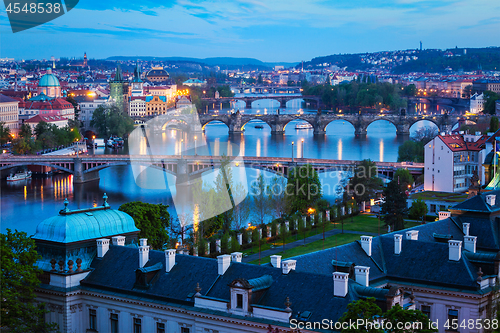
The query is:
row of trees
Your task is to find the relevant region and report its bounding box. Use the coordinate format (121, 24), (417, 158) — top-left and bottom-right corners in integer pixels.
(302, 81), (409, 111)
(3, 120), (81, 155)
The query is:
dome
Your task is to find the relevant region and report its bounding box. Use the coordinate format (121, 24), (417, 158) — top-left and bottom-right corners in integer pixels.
(33, 198), (139, 243)
(146, 67), (169, 77)
(39, 69), (60, 87)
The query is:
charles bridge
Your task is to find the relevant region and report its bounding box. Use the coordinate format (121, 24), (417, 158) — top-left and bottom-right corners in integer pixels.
(142, 112), (490, 136)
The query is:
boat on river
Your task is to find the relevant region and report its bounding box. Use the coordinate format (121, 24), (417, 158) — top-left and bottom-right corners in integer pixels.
(7, 170), (32, 182)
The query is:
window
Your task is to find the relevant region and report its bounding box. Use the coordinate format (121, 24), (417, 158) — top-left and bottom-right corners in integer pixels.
(110, 313), (118, 333)
(421, 305), (431, 319)
(447, 309), (458, 331)
(181, 328), (190, 333)
(133, 318), (141, 333)
(89, 309), (97, 330)
(156, 322), (165, 333)
(236, 294), (243, 309)
(430, 204), (436, 213)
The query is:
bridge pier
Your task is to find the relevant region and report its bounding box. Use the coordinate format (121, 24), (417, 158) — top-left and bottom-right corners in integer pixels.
(271, 124), (284, 135)
(354, 125), (367, 136)
(245, 100), (252, 109)
(73, 158), (100, 184)
(396, 123), (411, 136)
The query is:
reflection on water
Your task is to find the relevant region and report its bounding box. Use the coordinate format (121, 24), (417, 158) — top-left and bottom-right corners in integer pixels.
(1, 118), (437, 234)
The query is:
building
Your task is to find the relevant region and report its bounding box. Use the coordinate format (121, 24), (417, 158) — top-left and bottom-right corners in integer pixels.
(34, 191), (500, 333)
(130, 63), (144, 97)
(175, 95), (192, 109)
(37, 68), (61, 98)
(145, 95), (167, 116)
(24, 114), (69, 130)
(74, 95), (107, 129)
(0, 94), (19, 135)
(182, 78), (206, 87)
(109, 65), (128, 114)
(34, 196), (412, 333)
(129, 96), (146, 117)
(424, 133), (489, 192)
(23, 93), (75, 121)
(145, 67), (170, 83)
(470, 93), (485, 114)
(472, 79), (500, 95)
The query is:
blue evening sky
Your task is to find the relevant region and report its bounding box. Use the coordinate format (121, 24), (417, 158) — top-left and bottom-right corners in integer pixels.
(0, 0), (499, 62)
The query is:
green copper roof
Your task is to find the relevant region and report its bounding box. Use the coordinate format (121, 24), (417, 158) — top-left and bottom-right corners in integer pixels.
(248, 275), (273, 291)
(39, 73), (60, 87)
(33, 197), (139, 243)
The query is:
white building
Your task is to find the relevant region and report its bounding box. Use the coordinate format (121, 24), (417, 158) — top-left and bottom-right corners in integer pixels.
(424, 133), (488, 192)
(129, 97), (146, 117)
(74, 96), (107, 129)
(470, 93), (485, 114)
(0, 94), (19, 135)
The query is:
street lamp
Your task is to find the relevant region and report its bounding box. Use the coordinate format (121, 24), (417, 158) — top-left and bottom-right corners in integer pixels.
(180, 139), (184, 158)
(194, 136), (197, 155)
(301, 139), (304, 159)
(291, 141), (294, 163)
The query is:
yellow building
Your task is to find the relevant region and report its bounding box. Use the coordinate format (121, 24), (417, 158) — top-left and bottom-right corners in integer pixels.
(145, 96), (167, 116)
(0, 94), (19, 136)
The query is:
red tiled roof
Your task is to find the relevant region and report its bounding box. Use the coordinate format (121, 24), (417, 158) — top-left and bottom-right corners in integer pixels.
(25, 114), (68, 123)
(438, 134), (488, 152)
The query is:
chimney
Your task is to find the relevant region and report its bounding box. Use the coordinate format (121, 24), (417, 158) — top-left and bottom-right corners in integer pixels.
(394, 234), (402, 255)
(282, 260), (296, 274)
(360, 236), (372, 256)
(270, 255), (282, 268)
(405, 230), (419, 241)
(464, 236), (477, 253)
(439, 211), (451, 220)
(139, 238), (149, 268)
(448, 240), (462, 261)
(96, 239), (110, 258)
(486, 194), (496, 206)
(333, 272), (349, 297)
(165, 249), (176, 272)
(462, 223), (470, 236)
(231, 252), (242, 263)
(112, 236), (125, 246)
(354, 266), (370, 287)
(217, 254), (231, 275)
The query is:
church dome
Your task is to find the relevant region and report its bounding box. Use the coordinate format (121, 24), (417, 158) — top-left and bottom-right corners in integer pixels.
(33, 196), (139, 243)
(38, 68), (60, 87)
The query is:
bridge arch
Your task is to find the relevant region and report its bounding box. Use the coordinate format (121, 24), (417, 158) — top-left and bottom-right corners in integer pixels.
(161, 119), (189, 131)
(366, 119), (397, 134)
(408, 118), (440, 133)
(0, 162), (74, 173)
(240, 118), (272, 131)
(249, 98), (281, 108)
(283, 118), (314, 131)
(323, 119), (356, 133)
(200, 119), (230, 131)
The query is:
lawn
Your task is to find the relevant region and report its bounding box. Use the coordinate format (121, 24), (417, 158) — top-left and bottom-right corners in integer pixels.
(241, 213), (421, 256)
(410, 191), (468, 203)
(248, 233), (362, 265)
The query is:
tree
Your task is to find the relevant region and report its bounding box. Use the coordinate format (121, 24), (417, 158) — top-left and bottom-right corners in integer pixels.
(484, 91), (500, 115)
(268, 176), (288, 219)
(252, 173), (268, 225)
(170, 213), (193, 246)
(338, 297), (383, 333)
(463, 85), (473, 98)
(19, 123), (32, 139)
(349, 159), (383, 204)
(394, 168), (414, 192)
(11, 137), (34, 155)
(0, 121), (12, 145)
(397, 140), (424, 163)
(381, 180), (409, 231)
(403, 84), (417, 97)
(384, 304), (436, 333)
(339, 298), (437, 333)
(91, 104), (134, 138)
(489, 116), (499, 133)
(409, 198), (428, 223)
(286, 164), (322, 215)
(118, 202), (170, 249)
(1, 229), (58, 332)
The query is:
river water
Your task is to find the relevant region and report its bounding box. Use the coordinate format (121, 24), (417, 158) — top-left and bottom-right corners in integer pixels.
(0, 106), (436, 235)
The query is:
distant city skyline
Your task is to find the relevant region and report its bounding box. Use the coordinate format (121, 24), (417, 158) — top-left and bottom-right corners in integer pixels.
(0, 0), (499, 62)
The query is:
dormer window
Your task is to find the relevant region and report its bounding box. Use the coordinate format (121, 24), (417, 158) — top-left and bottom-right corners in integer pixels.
(236, 294), (243, 309)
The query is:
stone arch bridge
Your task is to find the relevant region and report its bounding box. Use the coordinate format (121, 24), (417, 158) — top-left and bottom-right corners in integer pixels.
(146, 112), (490, 136)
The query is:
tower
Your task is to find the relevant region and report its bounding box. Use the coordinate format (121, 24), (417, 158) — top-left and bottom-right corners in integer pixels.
(131, 62), (144, 97)
(110, 64), (127, 113)
(420, 41), (422, 51)
(83, 52), (87, 67)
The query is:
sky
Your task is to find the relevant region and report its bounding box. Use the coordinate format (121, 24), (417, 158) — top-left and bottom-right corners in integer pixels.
(0, 0), (499, 62)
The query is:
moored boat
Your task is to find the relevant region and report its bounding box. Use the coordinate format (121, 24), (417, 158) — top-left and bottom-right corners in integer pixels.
(7, 170), (32, 182)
